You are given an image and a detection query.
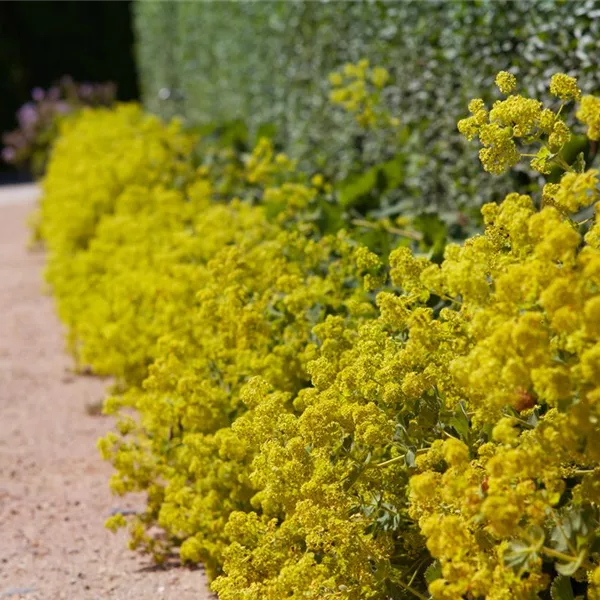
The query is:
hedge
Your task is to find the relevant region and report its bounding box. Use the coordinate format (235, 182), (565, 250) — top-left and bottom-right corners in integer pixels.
(133, 0), (600, 217)
(38, 68), (600, 598)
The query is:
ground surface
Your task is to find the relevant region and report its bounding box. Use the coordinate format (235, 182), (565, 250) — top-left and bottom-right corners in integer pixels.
(0, 186), (212, 599)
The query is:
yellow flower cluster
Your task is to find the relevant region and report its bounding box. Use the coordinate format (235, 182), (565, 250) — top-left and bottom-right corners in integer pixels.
(495, 71), (517, 95)
(40, 73), (600, 599)
(243, 137), (297, 185)
(328, 59), (399, 129)
(99, 228), (371, 575)
(577, 95), (600, 141)
(408, 76), (600, 600)
(458, 72), (598, 176)
(40, 105), (198, 375)
(550, 73), (582, 102)
(40, 104), (378, 585)
(543, 169), (598, 214)
(40, 104), (195, 260)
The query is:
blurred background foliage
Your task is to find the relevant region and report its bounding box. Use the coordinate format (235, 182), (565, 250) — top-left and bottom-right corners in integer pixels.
(0, 1), (138, 181)
(134, 0), (600, 222)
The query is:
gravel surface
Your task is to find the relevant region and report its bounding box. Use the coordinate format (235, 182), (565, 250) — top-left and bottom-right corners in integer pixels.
(0, 187), (213, 599)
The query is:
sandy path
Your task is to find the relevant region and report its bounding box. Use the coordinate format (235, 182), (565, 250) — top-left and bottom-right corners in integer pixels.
(0, 186), (212, 599)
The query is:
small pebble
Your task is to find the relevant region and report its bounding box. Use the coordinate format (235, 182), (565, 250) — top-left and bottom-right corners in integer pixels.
(108, 507), (138, 516)
(0, 587), (36, 598)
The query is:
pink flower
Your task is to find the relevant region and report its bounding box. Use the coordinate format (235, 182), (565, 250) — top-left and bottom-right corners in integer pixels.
(2, 147), (16, 163)
(32, 87), (45, 102)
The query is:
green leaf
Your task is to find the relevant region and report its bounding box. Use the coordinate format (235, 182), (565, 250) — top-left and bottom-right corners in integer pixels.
(448, 402), (470, 444)
(588, 534), (600, 555)
(550, 575), (575, 600)
(424, 560), (442, 584)
(526, 408), (540, 427)
(550, 505), (598, 553)
(412, 212), (448, 258)
(336, 167), (379, 208)
(255, 122), (278, 141)
(555, 550), (587, 576)
(573, 151), (586, 174)
(504, 540), (539, 574)
(562, 135), (589, 167)
(380, 152), (406, 189)
(342, 463), (365, 491)
(317, 201), (345, 234)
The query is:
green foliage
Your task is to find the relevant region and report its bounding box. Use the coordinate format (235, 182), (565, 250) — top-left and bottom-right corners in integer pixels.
(133, 0), (600, 217)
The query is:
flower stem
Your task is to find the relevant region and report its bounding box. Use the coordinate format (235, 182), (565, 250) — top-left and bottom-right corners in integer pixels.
(395, 578), (430, 600)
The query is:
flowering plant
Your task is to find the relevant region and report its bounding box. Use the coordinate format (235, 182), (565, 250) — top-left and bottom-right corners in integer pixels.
(38, 70), (600, 599)
(2, 76), (116, 177)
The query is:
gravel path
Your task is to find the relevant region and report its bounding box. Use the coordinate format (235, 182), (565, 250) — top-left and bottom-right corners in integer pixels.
(0, 186), (212, 599)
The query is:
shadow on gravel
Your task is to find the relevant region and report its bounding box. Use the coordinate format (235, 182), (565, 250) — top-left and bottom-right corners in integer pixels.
(136, 558), (205, 574)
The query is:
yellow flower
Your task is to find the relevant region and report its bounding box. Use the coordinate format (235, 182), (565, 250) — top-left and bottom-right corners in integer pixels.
(310, 173), (324, 187)
(548, 119), (571, 151)
(371, 66), (390, 89)
(442, 438), (469, 467)
(544, 169), (598, 214)
(539, 108), (556, 132)
(577, 95), (600, 140)
(495, 71), (517, 95)
(549, 72), (581, 101)
(328, 72), (343, 87)
(492, 417), (520, 445)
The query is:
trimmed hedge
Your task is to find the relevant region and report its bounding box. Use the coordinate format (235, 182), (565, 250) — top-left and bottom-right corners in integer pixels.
(134, 0), (600, 215)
